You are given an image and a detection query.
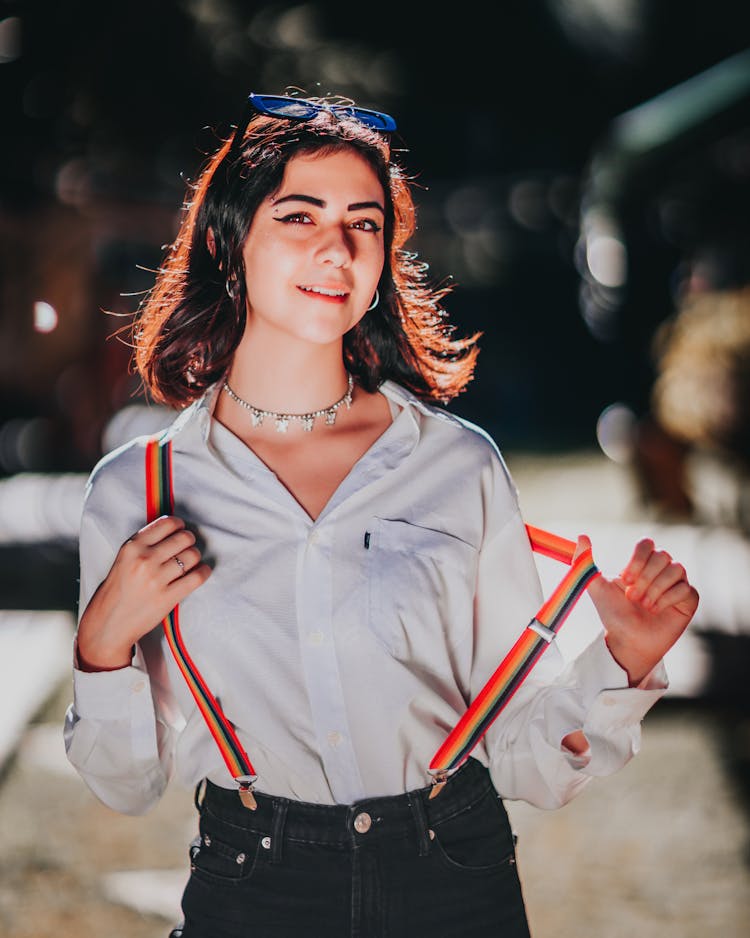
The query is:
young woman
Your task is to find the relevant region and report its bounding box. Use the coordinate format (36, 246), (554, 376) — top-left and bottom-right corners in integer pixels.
(64, 92), (699, 937)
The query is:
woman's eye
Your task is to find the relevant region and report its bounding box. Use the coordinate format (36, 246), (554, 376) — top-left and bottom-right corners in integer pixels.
(276, 212), (312, 225)
(351, 218), (382, 233)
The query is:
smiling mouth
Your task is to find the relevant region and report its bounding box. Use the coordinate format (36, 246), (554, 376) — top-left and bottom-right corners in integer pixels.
(298, 285), (349, 299)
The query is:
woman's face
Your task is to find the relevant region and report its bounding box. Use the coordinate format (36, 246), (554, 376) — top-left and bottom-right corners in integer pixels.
(241, 147), (386, 348)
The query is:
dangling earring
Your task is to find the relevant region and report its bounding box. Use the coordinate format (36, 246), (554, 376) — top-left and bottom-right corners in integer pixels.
(225, 278), (236, 299)
(367, 289), (379, 312)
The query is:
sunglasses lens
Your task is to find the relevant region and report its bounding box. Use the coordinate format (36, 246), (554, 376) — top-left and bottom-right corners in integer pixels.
(249, 94), (396, 133)
(252, 95), (319, 120)
(349, 109), (397, 132)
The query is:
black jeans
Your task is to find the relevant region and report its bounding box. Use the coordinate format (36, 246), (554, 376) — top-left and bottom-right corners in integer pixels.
(174, 757), (531, 938)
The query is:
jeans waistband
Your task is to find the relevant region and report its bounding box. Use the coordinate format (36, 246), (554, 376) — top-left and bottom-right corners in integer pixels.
(199, 757), (494, 852)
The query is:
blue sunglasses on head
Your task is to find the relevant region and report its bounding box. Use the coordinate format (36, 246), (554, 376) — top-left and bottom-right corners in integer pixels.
(228, 92), (397, 154)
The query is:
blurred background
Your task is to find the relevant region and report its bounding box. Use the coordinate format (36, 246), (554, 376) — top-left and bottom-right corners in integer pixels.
(1, 1), (750, 935)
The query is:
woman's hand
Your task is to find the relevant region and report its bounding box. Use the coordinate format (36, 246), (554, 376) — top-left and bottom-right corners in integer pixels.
(575, 534), (699, 686)
(76, 515), (212, 672)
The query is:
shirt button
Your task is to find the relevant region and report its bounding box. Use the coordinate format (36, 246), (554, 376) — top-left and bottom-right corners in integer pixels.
(132, 680), (145, 693)
(327, 731), (342, 748)
(308, 530), (320, 545)
(353, 812), (372, 834)
(603, 696), (616, 707)
(308, 630), (325, 646)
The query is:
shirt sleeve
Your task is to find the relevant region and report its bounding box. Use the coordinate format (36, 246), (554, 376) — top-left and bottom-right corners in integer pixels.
(474, 506), (667, 810)
(63, 484), (180, 816)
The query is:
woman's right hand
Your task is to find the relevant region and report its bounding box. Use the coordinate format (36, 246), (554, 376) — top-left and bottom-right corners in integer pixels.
(75, 515), (212, 672)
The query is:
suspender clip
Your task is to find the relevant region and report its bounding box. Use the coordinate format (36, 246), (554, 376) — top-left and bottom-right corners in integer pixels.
(428, 770), (449, 800)
(237, 775), (258, 811)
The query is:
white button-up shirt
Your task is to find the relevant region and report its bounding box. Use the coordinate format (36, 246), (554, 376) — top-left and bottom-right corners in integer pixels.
(64, 380), (666, 814)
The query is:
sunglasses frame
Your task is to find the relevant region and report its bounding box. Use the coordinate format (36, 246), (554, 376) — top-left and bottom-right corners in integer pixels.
(228, 92), (397, 155)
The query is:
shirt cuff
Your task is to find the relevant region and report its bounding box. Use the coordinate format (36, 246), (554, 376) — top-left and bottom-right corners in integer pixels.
(568, 632), (631, 699)
(72, 662), (152, 720)
(634, 659), (668, 691)
(559, 634), (669, 774)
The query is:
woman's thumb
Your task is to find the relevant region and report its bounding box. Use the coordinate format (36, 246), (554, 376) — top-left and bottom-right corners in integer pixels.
(572, 533), (592, 563)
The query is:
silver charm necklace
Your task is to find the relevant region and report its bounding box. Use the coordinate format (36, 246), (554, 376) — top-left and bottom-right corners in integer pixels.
(222, 373), (354, 433)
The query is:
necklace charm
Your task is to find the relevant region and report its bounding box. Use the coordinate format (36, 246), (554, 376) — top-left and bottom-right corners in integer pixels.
(223, 373), (354, 433)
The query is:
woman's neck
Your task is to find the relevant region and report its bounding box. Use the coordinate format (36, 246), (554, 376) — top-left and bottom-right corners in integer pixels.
(222, 333), (351, 419)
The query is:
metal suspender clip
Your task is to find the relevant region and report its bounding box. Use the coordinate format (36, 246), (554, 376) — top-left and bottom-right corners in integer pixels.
(237, 775), (258, 811)
(428, 770), (449, 800)
(527, 618), (556, 644)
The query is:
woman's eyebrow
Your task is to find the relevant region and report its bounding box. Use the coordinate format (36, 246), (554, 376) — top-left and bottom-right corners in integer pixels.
(273, 194), (324, 208)
(272, 194), (385, 213)
(348, 201), (385, 214)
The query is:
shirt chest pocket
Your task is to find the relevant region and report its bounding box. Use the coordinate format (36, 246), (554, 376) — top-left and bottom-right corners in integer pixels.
(366, 517), (478, 660)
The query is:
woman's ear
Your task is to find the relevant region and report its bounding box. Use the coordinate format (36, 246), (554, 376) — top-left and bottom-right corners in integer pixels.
(206, 227), (220, 266)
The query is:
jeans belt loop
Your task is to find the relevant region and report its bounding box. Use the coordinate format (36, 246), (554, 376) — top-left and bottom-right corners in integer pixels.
(194, 779), (207, 813)
(270, 799), (288, 864)
(407, 791), (431, 857)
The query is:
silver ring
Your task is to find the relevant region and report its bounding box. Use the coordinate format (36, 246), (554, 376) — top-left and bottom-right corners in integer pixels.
(174, 555), (185, 575)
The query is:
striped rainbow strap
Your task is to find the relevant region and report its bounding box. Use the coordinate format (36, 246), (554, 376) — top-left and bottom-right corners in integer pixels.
(145, 436), (258, 810)
(428, 523), (600, 792)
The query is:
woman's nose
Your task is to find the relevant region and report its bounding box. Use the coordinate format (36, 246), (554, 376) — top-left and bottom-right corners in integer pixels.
(314, 226), (353, 267)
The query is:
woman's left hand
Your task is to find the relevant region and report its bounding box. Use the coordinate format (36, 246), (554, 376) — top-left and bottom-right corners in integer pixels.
(575, 535), (699, 686)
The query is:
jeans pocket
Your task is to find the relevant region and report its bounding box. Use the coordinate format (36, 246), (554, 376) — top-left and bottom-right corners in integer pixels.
(188, 825), (263, 888)
(431, 787), (517, 874)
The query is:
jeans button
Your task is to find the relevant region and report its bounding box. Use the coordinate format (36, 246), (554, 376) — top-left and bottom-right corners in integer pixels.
(353, 812), (372, 834)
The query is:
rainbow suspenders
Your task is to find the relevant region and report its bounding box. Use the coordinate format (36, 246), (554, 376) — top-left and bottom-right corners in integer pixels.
(145, 436), (259, 809)
(427, 525), (600, 796)
(145, 435), (600, 808)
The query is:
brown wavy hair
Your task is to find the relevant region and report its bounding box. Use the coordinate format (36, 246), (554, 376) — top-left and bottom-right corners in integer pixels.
(132, 95), (480, 408)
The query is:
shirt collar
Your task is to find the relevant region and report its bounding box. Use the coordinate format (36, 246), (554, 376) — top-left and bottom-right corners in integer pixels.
(171, 376), (439, 459)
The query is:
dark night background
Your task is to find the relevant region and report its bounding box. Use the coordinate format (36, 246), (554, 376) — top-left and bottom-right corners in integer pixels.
(2, 1), (750, 465)
(0, 1), (748, 516)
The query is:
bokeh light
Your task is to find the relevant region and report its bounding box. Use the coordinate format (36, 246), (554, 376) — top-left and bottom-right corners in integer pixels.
(33, 301), (58, 333)
(596, 402), (637, 463)
(0, 16), (20, 64)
